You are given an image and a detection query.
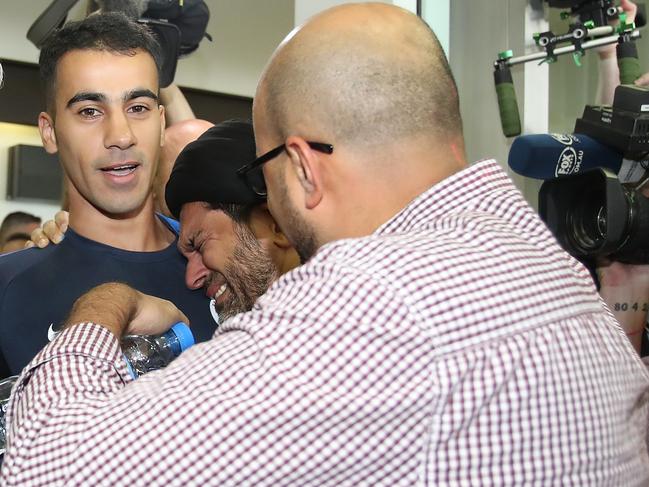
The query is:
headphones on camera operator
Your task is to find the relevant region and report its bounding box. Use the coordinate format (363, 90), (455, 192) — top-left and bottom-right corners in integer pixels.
(26, 0), (211, 87)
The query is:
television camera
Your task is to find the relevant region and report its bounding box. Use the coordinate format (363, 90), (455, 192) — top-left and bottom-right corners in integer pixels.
(537, 84), (649, 264)
(25, 0), (211, 87)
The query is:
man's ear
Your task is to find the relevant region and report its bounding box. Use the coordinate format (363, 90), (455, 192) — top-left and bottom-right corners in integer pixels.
(159, 104), (166, 148)
(250, 204), (293, 249)
(38, 112), (58, 154)
(284, 136), (323, 210)
(269, 213), (292, 249)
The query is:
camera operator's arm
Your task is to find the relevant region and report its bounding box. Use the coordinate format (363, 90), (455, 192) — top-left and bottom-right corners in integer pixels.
(597, 182), (649, 355)
(596, 0), (639, 105)
(597, 261), (649, 354)
(160, 83), (196, 126)
(597, 50), (622, 105)
(634, 71), (649, 86)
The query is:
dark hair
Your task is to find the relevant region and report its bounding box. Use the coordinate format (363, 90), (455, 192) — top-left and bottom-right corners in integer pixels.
(0, 211), (41, 243)
(39, 12), (162, 111)
(207, 202), (256, 225)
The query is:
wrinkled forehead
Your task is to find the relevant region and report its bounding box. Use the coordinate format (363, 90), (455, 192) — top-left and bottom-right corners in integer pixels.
(179, 202), (212, 232)
(179, 202), (238, 239)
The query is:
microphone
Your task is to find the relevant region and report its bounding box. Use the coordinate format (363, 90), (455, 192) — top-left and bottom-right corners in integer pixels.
(508, 133), (649, 182)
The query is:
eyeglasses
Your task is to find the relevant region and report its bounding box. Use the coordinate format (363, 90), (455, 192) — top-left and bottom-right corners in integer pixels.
(237, 141), (334, 197)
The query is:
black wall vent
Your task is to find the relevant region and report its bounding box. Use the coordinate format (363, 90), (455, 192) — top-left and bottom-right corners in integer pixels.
(7, 145), (62, 203)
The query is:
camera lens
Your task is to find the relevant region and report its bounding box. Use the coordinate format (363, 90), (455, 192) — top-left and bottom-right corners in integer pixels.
(597, 206), (607, 237)
(568, 189), (606, 252)
(613, 188), (649, 263)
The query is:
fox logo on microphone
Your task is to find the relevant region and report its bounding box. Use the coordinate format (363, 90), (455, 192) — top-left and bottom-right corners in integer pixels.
(550, 133), (577, 146)
(555, 147), (583, 177)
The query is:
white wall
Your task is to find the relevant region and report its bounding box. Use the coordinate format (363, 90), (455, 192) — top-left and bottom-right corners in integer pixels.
(174, 0), (294, 97)
(0, 1), (48, 65)
(449, 0), (550, 208)
(421, 0), (449, 56)
(450, 0), (523, 165)
(294, 0), (390, 25)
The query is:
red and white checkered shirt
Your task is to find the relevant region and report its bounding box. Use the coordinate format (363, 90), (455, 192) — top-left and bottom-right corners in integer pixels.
(2, 159), (648, 486)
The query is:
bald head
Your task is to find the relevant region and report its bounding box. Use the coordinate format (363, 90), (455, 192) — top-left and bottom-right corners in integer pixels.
(257, 3), (462, 150)
(155, 119), (213, 216)
(254, 4), (467, 257)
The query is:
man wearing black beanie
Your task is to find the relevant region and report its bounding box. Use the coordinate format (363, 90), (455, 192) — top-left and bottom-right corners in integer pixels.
(166, 119), (299, 321)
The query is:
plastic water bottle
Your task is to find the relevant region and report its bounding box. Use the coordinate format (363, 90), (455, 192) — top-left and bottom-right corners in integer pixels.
(121, 322), (194, 379)
(0, 375), (17, 454)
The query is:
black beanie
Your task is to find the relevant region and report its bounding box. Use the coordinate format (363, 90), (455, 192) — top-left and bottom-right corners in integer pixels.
(165, 119), (265, 219)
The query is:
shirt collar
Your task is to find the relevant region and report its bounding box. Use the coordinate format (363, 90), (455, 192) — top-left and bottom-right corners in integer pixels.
(375, 159), (512, 236)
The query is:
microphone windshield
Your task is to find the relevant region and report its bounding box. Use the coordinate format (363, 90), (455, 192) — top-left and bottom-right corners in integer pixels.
(508, 133), (623, 180)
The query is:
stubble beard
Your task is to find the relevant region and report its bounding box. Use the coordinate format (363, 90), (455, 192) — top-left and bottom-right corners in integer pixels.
(218, 223), (280, 321)
(275, 172), (318, 264)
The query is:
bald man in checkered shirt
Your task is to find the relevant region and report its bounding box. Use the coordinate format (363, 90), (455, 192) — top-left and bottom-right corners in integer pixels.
(3, 4), (649, 486)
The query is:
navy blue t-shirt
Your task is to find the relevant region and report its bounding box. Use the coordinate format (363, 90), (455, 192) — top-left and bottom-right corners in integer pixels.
(0, 216), (215, 378)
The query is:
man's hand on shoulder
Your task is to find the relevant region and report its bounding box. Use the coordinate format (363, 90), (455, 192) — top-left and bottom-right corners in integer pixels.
(25, 210), (69, 249)
(66, 283), (189, 338)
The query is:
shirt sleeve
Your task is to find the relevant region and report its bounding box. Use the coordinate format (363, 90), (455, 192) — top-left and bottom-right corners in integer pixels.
(2, 323), (131, 484)
(0, 265), (433, 487)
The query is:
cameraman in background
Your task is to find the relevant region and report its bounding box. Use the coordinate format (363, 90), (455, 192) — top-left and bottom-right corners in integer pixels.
(597, 0), (643, 103)
(598, 252), (649, 353)
(595, 0), (649, 354)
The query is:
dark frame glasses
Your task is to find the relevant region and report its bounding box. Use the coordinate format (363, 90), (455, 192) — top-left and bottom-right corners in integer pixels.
(236, 141), (334, 197)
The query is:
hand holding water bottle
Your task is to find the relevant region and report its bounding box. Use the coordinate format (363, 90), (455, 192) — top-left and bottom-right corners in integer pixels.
(67, 283), (189, 338)
(128, 291), (190, 337)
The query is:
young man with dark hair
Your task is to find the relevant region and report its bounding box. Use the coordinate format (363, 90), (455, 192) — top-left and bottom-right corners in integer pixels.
(0, 212), (41, 247)
(0, 12), (213, 378)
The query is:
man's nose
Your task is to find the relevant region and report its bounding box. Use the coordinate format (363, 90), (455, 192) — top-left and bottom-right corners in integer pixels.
(185, 253), (209, 290)
(104, 110), (137, 150)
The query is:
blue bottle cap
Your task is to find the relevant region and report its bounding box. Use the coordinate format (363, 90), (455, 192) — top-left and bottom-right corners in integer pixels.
(170, 322), (195, 352)
(123, 354), (138, 380)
